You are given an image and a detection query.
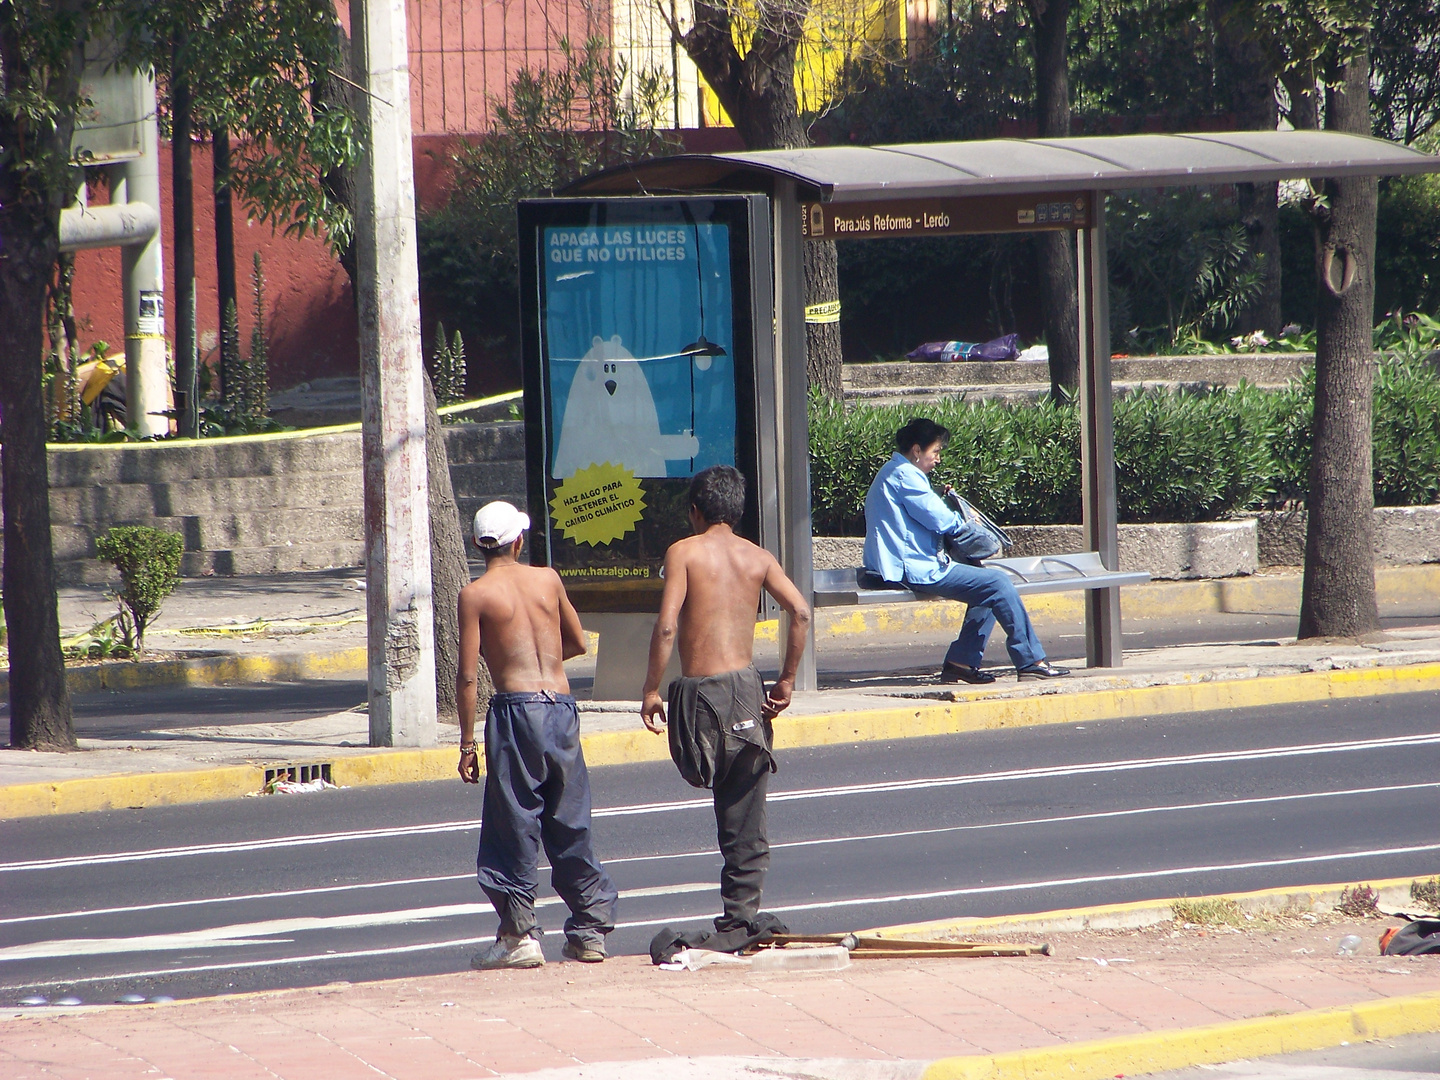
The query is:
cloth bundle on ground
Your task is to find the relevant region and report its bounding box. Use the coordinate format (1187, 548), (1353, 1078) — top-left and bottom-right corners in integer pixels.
(1381, 917), (1440, 955)
(905, 333), (1020, 362)
(649, 913), (790, 965)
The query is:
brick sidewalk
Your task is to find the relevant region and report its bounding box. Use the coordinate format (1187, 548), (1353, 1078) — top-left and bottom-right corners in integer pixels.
(4, 918), (1437, 1080)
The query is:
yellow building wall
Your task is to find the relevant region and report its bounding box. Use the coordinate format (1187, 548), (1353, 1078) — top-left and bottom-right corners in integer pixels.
(700, 0), (906, 128)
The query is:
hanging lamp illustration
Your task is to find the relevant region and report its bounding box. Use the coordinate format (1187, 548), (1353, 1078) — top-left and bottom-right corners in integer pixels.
(681, 221), (727, 360)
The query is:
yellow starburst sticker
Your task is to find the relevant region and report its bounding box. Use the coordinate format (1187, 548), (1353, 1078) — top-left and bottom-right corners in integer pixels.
(550, 463), (647, 546)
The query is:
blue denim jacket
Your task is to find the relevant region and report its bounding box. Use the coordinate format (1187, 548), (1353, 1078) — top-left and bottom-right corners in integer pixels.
(862, 453), (986, 586)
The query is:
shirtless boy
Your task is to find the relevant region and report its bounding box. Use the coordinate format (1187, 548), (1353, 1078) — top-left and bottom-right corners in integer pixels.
(457, 500), (618, 969)
(641, 465), (811, 933)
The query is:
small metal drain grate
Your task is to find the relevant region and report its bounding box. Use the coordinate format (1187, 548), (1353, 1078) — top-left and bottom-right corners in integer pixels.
(264, 763), (333, 786)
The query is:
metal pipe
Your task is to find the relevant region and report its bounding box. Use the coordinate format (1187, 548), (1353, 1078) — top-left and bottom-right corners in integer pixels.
(58, 201), (160, 252)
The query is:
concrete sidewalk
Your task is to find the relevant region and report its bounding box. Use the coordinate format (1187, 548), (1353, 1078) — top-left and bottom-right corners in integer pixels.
(3, 563), (1439, 817)
(4, 882), (1439, 1080)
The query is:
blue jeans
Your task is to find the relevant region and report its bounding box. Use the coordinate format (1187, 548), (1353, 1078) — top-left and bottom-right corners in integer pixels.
(477, 691), (618, 949)
(908, 562), (1046, 671)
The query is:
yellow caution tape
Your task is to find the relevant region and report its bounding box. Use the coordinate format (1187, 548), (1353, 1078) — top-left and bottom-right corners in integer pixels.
(804, 300), (841, 324)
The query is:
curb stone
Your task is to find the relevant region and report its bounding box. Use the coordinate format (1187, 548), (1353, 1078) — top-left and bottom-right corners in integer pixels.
(878, 879), (1440, 1080)
(866, 877), (1431, 939)
(919, 991), (1440, 1080)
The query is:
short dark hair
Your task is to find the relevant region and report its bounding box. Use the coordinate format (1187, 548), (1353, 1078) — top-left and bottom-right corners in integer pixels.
(689, 465), (745, 527)
(895, 417), (951, 454)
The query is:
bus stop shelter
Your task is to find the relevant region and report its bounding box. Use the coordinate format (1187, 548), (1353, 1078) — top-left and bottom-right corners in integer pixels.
(557, 131), (1440, 691)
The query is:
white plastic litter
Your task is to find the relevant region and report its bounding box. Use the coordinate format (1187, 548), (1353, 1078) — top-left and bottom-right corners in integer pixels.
(269, 778), (339, 795)
(1017, 344), (1049, 362)
(659, 948), (753, 971)
(749, 945), (850, 971)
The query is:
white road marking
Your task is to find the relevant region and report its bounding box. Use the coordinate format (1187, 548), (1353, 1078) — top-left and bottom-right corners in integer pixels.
(0, 883), (714, 963)
(7, 838), (1440, 992)
(5, 780), (1438, 927)
(5, 731), (1437, 875)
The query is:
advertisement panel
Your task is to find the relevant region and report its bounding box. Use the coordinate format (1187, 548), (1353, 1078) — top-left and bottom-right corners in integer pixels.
(519, 196), (772, 612)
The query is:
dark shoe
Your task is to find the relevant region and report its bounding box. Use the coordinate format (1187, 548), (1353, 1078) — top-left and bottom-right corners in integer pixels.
(1017, 661), (1071, 680)
(939, 662), (996, 685)
(561, 940), (606, 963)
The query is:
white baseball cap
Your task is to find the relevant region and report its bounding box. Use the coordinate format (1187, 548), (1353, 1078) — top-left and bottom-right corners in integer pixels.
(472, 501), (530, 548)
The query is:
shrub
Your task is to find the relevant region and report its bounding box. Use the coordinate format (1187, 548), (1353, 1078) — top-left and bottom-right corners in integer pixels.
(808, 341), (1440, 531)
(1113, 386), (1274, 522)
(94, 526), (183, 654)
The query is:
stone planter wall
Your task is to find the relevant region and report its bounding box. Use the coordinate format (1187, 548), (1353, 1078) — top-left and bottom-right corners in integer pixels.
(1240, 505), (1440, 567)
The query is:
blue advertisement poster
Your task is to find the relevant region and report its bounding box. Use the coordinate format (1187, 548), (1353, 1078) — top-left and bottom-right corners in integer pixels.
(520, 197), (762, 611)
(544, 222), (736, 481)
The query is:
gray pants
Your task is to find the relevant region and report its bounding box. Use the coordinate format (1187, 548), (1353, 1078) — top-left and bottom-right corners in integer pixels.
(476, 691), (617, 949)
(667, 666), (774, 933)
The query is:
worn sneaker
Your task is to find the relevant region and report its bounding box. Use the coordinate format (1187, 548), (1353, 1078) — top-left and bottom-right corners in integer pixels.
(1016, 661), (1071, 680)
(561, 940), (606, 963)
(471, 935), (545, 970)
(939, 662), (997, 685)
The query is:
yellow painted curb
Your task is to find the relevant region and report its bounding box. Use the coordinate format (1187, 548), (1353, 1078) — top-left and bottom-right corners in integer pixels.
(0, 648), (370, 698)
(866, 876), (1430, 940)
(0, 764), (265, 817)
(800, 564), (1440, 636)
(920, 990), (1440, 1080)
(6, 660), (1440, 819)
(771, 661), (1440, 750)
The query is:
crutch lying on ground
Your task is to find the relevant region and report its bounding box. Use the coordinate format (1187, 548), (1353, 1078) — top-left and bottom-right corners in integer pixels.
(763, 933), (1052, 957)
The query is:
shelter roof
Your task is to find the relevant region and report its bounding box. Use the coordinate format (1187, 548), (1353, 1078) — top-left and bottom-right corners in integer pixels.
(563, 131), (1440, 203)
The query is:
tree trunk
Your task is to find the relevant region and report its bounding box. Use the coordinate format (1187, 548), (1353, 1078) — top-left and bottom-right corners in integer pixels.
(424, 373), (492, 721)
(803, 241), (843, 398)
(172, 65), (198, 437)
(1212, 0), (1282, 335)
(1028, 0), (1079, 398)
(213, 126), (238, 405)
(1298, 44), (1381, 640)
(677, 0), (844, 396)
(0, 14), (83, 750)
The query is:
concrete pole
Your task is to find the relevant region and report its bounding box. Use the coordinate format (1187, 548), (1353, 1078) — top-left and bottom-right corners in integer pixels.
(350, 0), (438, 747)
(119, 75), (169, 439)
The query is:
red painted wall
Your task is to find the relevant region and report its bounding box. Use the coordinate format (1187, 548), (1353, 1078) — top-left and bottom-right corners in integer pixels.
(72, 140), (358, 391)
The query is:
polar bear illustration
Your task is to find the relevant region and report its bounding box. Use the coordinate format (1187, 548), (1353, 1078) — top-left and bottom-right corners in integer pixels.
(551, 335), (700, 479)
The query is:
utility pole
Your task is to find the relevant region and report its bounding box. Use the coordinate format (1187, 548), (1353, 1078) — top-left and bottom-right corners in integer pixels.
(350, 0), (437, 747)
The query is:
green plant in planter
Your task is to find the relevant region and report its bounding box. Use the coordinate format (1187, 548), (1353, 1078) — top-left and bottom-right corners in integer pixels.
(93, 527), (183, 654)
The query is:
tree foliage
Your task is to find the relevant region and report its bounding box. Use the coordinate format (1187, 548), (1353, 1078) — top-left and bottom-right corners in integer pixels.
(116, 0), (360, 251)
(1371, 0), (1440, 144)
(417, 37), (678, 380)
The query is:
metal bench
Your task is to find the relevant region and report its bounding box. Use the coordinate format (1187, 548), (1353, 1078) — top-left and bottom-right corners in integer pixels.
(813, 552), (1150, 607)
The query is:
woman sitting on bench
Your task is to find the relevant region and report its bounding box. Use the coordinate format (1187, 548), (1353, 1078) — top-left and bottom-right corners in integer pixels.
(862, 417), (1070, 685)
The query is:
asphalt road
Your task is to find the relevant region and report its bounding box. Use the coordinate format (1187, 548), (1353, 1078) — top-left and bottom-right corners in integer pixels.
(2, 690), (1439, 1006)
(19, 609), (1437, 739)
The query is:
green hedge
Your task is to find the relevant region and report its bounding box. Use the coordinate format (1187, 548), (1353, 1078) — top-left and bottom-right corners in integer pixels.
(810, 356), (1440, 534)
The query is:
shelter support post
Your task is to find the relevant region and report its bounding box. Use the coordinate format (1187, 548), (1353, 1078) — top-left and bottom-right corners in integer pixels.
(1076, 196), (1122, 667)
(351, 0), (437, 746)
(772, 182), (817, 691)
